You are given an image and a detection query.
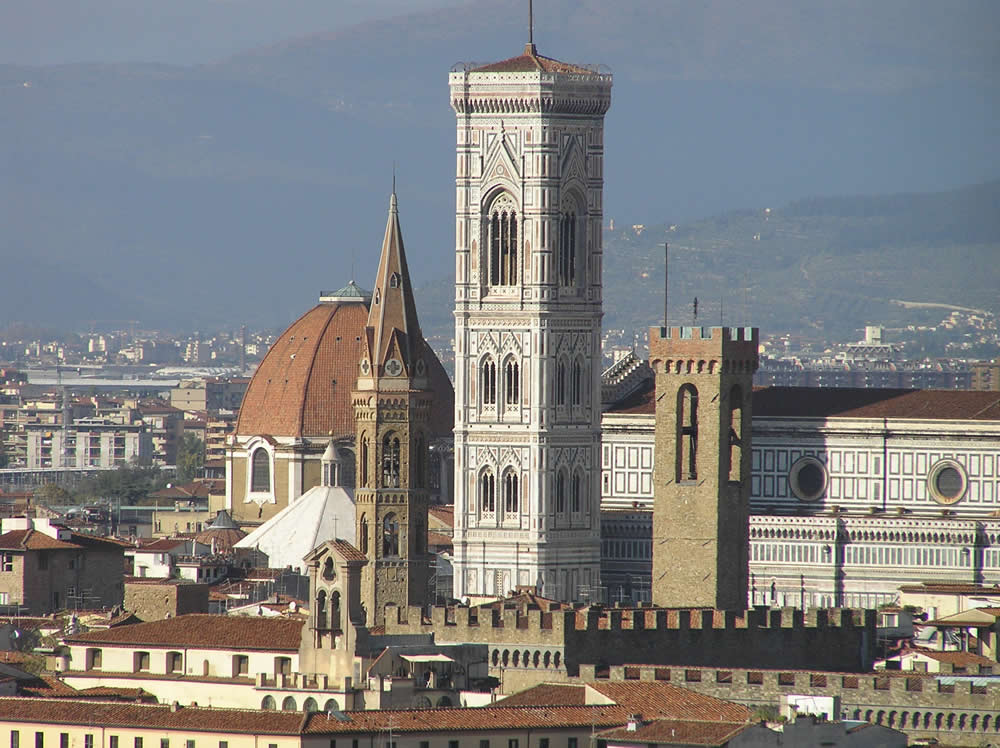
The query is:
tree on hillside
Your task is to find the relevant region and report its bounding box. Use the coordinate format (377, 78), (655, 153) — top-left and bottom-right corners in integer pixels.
(176, 433), (205, 483)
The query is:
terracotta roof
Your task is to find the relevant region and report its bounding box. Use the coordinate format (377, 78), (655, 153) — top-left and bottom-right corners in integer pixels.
(0, 698), (303, 734)
(589, 682), (752, 723)
(606, 384), (1000, 421)
(236, 298), (453, 440)
(900, 582), (1000, 594)
(605, 380), (655, 415)
(0, 529), (78, 551)
(597, 719), (749, 746)
(0, 529), (126, 552)
(64, 614), (303, 651)
(18, 676), (155, 703)
(427, 531), (453, 549)
(329, 539), (367, 562)
(428, 505), (454, 528)
(472, 43), (596, 74)
(497, 683), (587, 707)
(300, 704), (633, 734)
(904, 650), (998, 667)
(754, 387), (1000, 420)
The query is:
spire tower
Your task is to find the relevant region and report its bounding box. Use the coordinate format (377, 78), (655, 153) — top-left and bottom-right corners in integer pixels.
(353, 191), (433, 625)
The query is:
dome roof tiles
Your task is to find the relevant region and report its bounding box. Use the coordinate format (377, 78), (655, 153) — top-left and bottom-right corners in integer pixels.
(237, 301), (369, 439)
(236, 298), (454, 441)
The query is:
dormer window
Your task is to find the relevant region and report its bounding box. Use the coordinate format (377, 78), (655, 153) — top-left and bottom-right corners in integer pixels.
(389, 272), (401, 288)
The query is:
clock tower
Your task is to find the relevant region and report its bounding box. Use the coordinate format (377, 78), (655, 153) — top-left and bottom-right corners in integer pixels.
(353, 191), (433, 625)
(450, 44), (612, 601)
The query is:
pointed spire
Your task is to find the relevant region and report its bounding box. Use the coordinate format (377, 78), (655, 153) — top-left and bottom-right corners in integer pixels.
(364, 190), (424, 376)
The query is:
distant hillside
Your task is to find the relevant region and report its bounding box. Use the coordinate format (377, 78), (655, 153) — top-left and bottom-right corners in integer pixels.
(414, 181), (1000, 343)
(1, 0), (998, 331)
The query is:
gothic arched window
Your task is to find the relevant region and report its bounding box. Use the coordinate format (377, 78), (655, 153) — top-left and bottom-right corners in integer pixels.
(316, 590), (327, 629)
(481, 358), (497, 406)
(571, 359), (583, 405)
(558, 210), (577, 286)
(677, 384), (699, 482)
(480, 471), (496, 515)
(360, 434), (369, 487)
(251, 448), (270, 492)
(487, 193), (518, 286)
(556, 361), (567, 406)
(728, 385), (744, 483)
(359, 514), (369, 555)
(382, 433), (400, 488)
(382, 513), (399, 557)
(414, 433), (426, 489)
(503, 471), (519, 514)
(504, 360), (519, 406)
(571, 472), (582, 513)
(556, 470), (567, 514)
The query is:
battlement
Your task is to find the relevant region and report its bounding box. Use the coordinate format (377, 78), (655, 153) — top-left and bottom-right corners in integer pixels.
(384, 603), (875, 673)
(649, 325), (759, 368)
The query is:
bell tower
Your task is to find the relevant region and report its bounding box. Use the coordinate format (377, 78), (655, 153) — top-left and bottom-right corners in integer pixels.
(353, 192), (433, 625)
(450, 44), (612, 601)
(649, 326), (759, 610)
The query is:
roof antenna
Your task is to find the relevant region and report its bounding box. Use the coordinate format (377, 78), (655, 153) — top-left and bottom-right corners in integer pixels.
(392, 161), (396, 196)
(529, 0), (534, 45)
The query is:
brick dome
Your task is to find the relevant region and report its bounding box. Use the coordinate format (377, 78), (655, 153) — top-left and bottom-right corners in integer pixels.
(236, 297), (453, 440)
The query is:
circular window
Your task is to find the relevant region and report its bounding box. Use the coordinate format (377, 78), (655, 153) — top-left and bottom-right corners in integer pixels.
(789, 456), (827, 501)
(928, 459), (967, 505)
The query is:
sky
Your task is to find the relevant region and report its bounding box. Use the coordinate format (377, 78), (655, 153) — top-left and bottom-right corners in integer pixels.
(2, 0), (473, 65)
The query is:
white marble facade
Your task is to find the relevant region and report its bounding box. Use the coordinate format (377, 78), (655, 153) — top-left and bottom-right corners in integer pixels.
(599, 399), (1000, 607)
(450, 49), (612, 601)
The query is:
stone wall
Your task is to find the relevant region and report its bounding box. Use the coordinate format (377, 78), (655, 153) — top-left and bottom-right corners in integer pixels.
(575, 662), (1000, 748)
(125, 580), (209, 621)
(384, 603), (874, 674)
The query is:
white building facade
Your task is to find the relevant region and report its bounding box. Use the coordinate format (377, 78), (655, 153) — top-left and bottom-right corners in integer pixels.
(599, 386), (1000, 608)
(450, 44), (612, 601)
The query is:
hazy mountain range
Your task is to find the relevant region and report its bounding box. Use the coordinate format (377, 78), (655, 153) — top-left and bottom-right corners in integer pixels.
(2, 0), (998, 335)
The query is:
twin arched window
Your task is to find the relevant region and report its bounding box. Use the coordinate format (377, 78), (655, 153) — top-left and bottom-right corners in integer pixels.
(360, 435), (369, 487)
(359, 514), (369, 555)
(481, 358), (497, 406)
(558, 210), (577, 286)
(382, 433), (400, 488)
(480, 471), (496, 514)
(571, 360), (583, 405)
(503, 472), (519, 514)
(556, 361), (566, 406)
(504, 360), (520, 406)
(488, 194), (518, 286)
(677, 384), (699, 482)
(251, 448), (270, 492)
(555, 470), (566, 514)
(571, 472), (582, 513)
(382, 513), (399, 557)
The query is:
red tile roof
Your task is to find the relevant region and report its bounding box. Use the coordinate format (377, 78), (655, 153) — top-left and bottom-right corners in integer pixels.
(903, 650), (998, 667)
(330, 539), (367, 562)
(300, 704), (633, 734)
(0, 529), (127, 552)
(236, 301), (453, 440)
(473, 44), (596, 74)
(497, 683), (587, 707)
(589, 682), (751, 723)
(597, 719), (749, 746)
(64, 614), (303, 651)
(754, 387), (1000, 420)
(0, 698), (303, 734)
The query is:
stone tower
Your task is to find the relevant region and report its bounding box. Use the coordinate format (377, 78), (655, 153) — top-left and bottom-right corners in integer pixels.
(450, 44), (612, 601)
(649, 326), (759, 610)
(353, 192), (433, 625)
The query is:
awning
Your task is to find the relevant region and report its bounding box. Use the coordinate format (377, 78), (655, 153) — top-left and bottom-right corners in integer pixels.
(400, 654), (455, 663)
